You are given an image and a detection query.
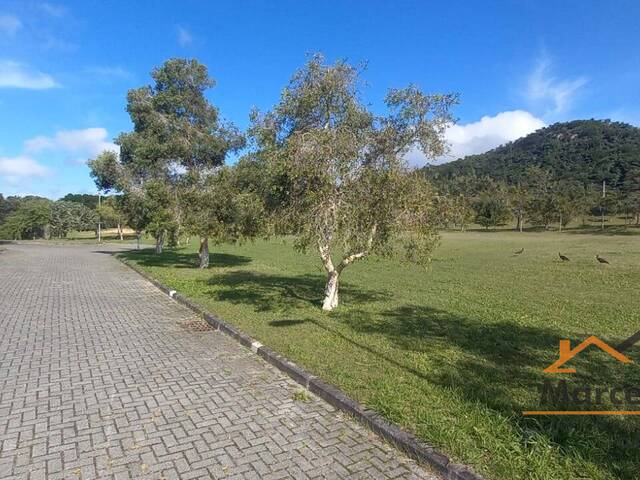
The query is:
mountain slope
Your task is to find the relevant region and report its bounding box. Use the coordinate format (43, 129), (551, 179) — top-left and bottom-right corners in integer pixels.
(425, 120), (640, 189)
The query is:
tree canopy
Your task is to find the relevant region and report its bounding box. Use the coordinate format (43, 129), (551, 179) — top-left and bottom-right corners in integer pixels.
(249, 55), (456, 310)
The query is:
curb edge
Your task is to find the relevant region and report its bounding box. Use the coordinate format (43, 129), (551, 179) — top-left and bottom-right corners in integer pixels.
(117, 256), (485, 480)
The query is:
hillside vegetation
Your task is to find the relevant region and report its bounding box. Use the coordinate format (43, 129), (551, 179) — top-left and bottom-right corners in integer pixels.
(426, 119), (640, 189)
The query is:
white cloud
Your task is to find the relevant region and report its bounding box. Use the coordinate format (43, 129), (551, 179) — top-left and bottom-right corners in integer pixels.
(0, 156), (50, 184)
(177, 26), (193, 46)
(0, 60), (58, 89)
(0, 14), (22, 36)
(525, 55), (587, 116)
(25, 127), (118, 162)
(406, 110), (546, 167)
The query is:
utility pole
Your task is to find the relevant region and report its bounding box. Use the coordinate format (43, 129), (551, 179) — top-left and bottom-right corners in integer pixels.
(601, 180), (606, 230)
(97, 192), (102, 243)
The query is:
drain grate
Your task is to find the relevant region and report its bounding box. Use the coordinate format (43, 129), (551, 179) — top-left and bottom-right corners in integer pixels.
(178, 314), (214, 332)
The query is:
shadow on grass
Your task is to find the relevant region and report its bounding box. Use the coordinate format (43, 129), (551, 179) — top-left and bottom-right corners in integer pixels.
(339, 304), (640, 479)
(261, 297), (640, 477)
(118, 248), (252, 269)
(208, 270), (387, 311)
(563, 224), (640, 236)
(101, 255), (640, 476)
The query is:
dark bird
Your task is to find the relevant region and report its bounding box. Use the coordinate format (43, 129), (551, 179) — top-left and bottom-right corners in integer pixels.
(514, 248), (525, 255)
(596, 255), (610, 264)
(559, 252), (570, 262)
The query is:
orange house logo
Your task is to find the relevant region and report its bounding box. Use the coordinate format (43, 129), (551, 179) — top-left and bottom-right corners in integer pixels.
(543, 335), (633, 374)
(523, 332), (640, 416)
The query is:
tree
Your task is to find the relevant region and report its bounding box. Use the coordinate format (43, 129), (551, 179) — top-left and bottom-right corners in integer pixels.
(59, 193), (100, 209)
(508, 184), (530, 232)
(96, 196), (125, 240)
(0, 198), (52, 240)
(143, 180), (177, 253)
(526, 166), (557, 229)
(125, 58), (244, 259)
(473, 192), (511, 229)
(434, 194), (473, 231)
(90, 58), (243, 259)
(50, 201), (98, 238)
(554, 182), (585, 231)
(181, 166), (265, 267)
(250, 55), (456, 310)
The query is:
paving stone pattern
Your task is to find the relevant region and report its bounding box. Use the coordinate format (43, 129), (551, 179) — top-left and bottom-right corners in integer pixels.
(0, 244), (438, 480)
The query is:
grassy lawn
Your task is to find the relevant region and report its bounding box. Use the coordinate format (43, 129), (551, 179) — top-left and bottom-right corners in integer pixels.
(119, 227), (640, 480)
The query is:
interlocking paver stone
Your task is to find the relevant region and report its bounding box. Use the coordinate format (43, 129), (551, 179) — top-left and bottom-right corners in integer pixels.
(0, 244), (439, 479)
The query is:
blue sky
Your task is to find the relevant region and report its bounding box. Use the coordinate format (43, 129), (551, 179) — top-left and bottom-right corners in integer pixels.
(1, 0), (639, 198)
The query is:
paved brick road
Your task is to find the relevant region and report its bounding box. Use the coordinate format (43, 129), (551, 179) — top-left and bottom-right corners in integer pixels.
(0, 244), (437, 480)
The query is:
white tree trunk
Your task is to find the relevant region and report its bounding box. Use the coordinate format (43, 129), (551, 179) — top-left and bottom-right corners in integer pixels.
(199, 236), (209, 269)
(118, 222), (123, 241)
(322, 271), (340, 311)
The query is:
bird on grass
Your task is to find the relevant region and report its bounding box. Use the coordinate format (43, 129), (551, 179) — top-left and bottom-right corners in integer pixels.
(596, 255), (610, 264)
(513, 248), (525, 256)
(558, 252), (570, 262)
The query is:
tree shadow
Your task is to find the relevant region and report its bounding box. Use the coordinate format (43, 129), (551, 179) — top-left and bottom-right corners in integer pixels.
(339, 304), (640, 478)
(563, 224), (640, 236)
(207, 270), (387, 312)
(118, 249), (252, 269)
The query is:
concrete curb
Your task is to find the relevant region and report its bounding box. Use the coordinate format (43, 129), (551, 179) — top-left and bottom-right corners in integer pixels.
(118, 256), (485, 480)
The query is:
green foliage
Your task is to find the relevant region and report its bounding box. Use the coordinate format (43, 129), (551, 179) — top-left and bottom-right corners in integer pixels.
(88, 58), (244, 254)
(181, 166), (265, 244)
(434, 194), (475, 230)
(50, 201), (98, 238)
(251, 55), (455, 266)
(473, 192), (511, 229)
(96, 196), (123, 229)
(59, 193), (100, 209)
(0, 198), (52, 239)
(248, 54), (455, 308)
(141, 179), (176, 241)
(88, 151), (122, 192)
(427, 120), (640, 190)
(0, 194), (10, 224)
(118, 58), (243, 178)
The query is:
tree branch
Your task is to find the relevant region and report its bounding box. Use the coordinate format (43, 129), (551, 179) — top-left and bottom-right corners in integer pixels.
(337, 222), (377, 273)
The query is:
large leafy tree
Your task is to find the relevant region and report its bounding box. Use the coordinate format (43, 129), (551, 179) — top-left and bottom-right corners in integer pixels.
(89, 58), (243, 257)
(50, 201), (98, 238)
(181, 166), (265, 267)
(473, 192), (511, 229)
(250, 55), (456, 310)
(0, 198), (52, 240)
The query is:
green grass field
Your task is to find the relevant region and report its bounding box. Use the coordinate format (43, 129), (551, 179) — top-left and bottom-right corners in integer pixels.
(120, 227), (640, 480)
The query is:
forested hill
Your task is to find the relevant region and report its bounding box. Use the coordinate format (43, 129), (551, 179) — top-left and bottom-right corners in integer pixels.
(425, 120), (640, 189)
